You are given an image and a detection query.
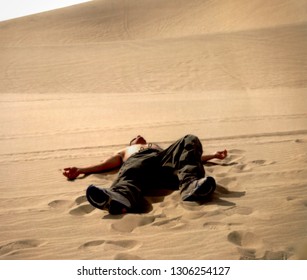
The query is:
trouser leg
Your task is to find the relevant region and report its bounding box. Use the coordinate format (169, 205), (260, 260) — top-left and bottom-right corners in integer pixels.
(158, 134), (205, 199)
(110, 150), (159, 212)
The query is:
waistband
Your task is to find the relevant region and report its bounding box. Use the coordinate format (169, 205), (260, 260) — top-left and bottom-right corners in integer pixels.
(138, 147), (161, 154)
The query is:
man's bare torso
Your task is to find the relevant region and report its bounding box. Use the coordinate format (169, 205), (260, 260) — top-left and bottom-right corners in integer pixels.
(117, 143), (162, 162)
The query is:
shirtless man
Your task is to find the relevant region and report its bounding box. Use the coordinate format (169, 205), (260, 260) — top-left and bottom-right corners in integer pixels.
(63, 135), (227, 214)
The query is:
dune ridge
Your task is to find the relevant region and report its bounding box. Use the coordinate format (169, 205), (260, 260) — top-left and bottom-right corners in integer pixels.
(1, 0), (307, 46)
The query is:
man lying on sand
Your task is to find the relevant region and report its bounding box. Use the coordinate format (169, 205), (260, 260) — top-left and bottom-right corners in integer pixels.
(63, 134), (227, 214)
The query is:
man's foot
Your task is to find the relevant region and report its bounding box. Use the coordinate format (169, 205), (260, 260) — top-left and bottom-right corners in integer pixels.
(86, 185), (131, 215)
(183, 176), (216, 201)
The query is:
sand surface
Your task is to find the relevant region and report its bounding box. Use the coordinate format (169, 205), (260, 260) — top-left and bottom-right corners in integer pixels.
(0, 0), (307, 260)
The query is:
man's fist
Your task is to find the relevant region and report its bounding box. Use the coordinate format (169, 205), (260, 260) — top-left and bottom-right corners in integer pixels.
(63, 167), (80, 180)
(214, 149), (228, 160)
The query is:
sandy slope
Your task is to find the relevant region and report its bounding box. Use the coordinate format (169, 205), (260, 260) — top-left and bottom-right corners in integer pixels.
(0, 0), (306, 259)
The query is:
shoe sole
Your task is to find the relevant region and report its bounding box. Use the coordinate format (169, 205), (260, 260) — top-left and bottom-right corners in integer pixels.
(183, 176), (216, 201)
(86, 185), (110, 210)
(86, 185), (131, 214)
(194, 177), (216, 197)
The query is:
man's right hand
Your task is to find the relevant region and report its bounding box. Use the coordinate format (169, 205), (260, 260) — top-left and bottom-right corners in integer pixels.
(63, 167), (81, 180)
(214, 149), (228, 160)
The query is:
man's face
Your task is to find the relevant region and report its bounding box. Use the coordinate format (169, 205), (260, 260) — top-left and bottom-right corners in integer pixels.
(130, 135), (147, 145)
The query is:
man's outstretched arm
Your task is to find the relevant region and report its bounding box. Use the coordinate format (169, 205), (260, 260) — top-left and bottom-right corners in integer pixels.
(201, 149), (228, 163)
(63, 153), (123, 180)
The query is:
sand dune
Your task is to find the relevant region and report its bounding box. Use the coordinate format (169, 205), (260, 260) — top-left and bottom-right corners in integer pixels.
(1, 0), (307, 45)
(0, 0), (306, 259)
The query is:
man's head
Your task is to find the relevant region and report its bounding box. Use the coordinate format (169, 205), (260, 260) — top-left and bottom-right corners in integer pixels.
(129, 135), (147, 145)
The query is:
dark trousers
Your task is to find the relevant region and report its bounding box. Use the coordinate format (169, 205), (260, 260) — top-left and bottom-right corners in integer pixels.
(110, 134), (205, 210)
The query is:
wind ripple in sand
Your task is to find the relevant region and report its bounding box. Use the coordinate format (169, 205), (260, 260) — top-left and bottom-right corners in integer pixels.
(79, 239), (141, 251)
(0, 239), (44, 257)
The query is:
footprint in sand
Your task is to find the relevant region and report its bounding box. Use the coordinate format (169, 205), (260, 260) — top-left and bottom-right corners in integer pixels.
(0, 239), (44, 257)
(110, 214), (155, 232)
(249, 159), (276, 167)
(203, 221), (241, 230)
(224, 206), (253, 216)
(75, 195), (87, 205)
(114, 253), (143, 260)
(229, 159), (275, 174)
(250, 159), (266, 165)
(227, 231), (261, 247)
(227, 231), (290, 259)
(218, 149), (250, 173)
(225, 149), (275, 173)
(152, 216), (186, 230)
(231, 163), (252, 173)
(216, 177), (241, 192)
(227, 230), (262, 260)
(79, 239), (141, 251)
(260, 250), (289, 260)
(79, 240), (105, 249)
(48, 194), (95, 216)
(225, 149), (246, 163)
(237, 247), (257, 260)
(69, 204), (95, 216)
(218, 176), (237, 186)
(203, 206), (252, 217)
(48, 200), (73, 209)
(49, 195), (90, 213)
(238, 247), (289, 260)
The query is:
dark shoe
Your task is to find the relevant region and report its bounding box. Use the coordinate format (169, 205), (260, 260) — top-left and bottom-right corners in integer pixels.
(182, 176), (216, 201)
(86, 185), (131, 215)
